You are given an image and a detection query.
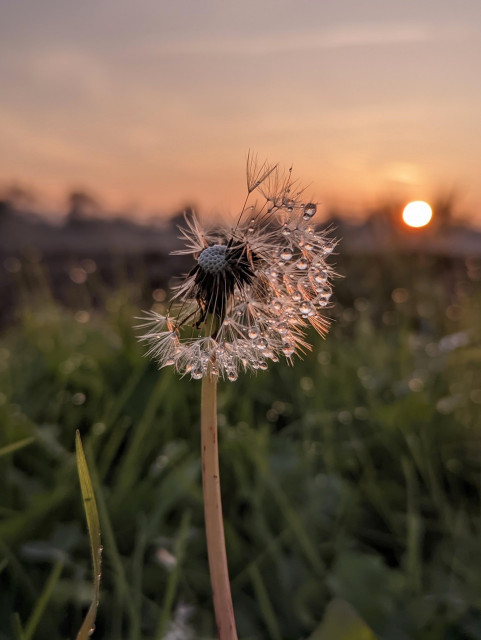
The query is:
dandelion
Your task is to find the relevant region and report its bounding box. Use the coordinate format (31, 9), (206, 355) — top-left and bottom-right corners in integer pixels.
(138, 154), (336, 640)
(139, 154), (335, 381)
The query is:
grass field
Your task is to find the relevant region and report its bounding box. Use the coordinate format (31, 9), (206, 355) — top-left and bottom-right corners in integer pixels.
(1, 252), (480, 639)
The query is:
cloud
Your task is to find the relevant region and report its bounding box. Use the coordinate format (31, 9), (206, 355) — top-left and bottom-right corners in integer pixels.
(136, 23), (474, 57)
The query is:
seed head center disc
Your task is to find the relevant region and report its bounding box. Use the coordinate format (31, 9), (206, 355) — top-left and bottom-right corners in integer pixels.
(198, 244), (228, 274)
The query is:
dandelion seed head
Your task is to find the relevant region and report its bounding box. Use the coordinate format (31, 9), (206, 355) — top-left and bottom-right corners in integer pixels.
(138, 156), (336, 380)
(197, 244), (228, 274)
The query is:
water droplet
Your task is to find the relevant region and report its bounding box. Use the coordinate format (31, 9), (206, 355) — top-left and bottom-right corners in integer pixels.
(291, 291), (301, 302)
(227, 369), (238, 381)
(277, 322), (289, 336)
(299, 301), (314, 317)
(254, 337), (268, 350)
(303, 203), (317, 220)
(248, 327), (260, 339)
(281, 224), (291, 236)
(164, 358), (175, 366)
(280, 248), (293, 261)
(314, 270), (328, 284)
(191, 368), (203, 380)
(296, 258), (309, 270)
(282, 343), (295, 357)
(259, 361), (268, 370)
(89, 625), (96, 636)
(324, 243), (334, 254)
(321, 285), (332, 297)
(271, 299), (282, 312)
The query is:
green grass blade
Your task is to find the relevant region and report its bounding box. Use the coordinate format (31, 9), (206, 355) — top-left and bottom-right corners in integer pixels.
(307, 598), (376, 640)
(23, 559), (64, 640)
(76, 430), (102, 640)
(0, 437), (35, 457)
(248, 564), (282, 640)
(10, 613), (26, 640)
(84, 438), (140, 632)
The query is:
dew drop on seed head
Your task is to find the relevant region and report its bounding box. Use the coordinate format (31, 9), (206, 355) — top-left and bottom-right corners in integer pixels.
(291, 291), (301, 302)
(299, 301), (314, 316)
(164, 358), (175, 366)
(248, 327), (260, 339)
(296, 258), (308, 270)
(314, 270), (328, 284)
(227, 370), (238, 381)
(282, 343), (295, 357)
(281, 224), (291, 236)
(324, 243), (334, 255)
(259, 361), (268, 370)
(321, 284), (332, 297)
(191, 368), (203, 380)
(277, 322), (288, 336)
(254, 337), (268, 350)
(303, 203), (317, 220)
(271, 299), (282, 312)
(280, 248), (293, 261)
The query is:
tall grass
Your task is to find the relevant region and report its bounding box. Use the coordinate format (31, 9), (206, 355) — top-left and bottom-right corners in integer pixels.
(0, 252), (480, 639)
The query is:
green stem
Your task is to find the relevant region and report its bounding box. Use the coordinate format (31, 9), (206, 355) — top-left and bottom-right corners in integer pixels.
(201, 373), (238, 640)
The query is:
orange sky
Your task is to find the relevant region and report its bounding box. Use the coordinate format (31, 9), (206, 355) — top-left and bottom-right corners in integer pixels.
(1, 1), (481, 223)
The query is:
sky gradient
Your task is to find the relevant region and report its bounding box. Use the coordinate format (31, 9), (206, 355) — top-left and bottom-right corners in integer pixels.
(1, 0), (480, 222)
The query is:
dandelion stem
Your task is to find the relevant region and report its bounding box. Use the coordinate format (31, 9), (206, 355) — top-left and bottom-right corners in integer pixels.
(201, 373), (238, 640)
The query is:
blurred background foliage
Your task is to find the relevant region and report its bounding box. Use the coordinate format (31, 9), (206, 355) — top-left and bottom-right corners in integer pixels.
(0, 249), (480, 640)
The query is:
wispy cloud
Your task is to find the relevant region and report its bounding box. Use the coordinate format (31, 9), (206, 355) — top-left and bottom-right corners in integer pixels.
(138, 23), (473, 57)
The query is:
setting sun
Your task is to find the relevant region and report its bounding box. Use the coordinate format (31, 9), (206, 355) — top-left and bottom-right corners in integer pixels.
(402, 201), (433, 228)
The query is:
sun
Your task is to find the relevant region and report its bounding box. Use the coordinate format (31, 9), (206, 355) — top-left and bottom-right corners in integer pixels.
(402, 201), (433, 228)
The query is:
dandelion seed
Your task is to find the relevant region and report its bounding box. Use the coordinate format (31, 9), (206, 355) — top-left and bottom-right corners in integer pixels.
(138, 158), (336, 380)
